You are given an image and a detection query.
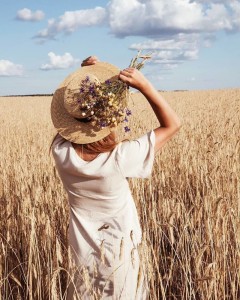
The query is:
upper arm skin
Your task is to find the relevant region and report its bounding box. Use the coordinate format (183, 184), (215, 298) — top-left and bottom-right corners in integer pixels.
(153, 125), (181, 153)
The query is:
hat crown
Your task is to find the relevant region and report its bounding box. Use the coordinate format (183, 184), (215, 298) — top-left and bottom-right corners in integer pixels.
(51, 62), (128, 144)
(64, 74), (99, 119)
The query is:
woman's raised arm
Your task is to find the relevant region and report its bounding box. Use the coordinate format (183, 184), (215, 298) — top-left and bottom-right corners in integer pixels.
(119, 67), (181, 153)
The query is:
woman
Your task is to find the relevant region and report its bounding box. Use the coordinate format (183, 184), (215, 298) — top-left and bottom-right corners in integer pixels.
(51, 56), (181, 299)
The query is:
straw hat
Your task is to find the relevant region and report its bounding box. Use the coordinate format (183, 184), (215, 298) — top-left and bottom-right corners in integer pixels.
(51, 62), (128, 144)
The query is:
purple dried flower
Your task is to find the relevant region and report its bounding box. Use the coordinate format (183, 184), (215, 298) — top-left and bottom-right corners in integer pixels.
(80, 87), (85, 93)
(89, 85), (96, 96)
(124, 117), (128, 122)
(124, 126), (130, 132)
(100, 120), (107, 128)
(105, 79), (111, 85)
(85, 76), (90, 82)
(126, 108), (132, 116)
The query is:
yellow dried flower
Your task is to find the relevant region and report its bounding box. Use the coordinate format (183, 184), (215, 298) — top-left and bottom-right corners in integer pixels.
(77, 51), (151, 132)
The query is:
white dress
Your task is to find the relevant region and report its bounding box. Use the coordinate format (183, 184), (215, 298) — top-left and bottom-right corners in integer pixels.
(52, 131), (155, 299)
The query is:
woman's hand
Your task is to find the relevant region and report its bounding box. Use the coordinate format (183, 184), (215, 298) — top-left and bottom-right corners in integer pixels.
(81, 56), (100, 67)
(118, 67), (151, 92)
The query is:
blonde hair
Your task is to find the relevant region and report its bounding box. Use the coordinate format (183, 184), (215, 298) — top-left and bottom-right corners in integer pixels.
(72, 131), (118, 154)
(50, 131), (119, 155)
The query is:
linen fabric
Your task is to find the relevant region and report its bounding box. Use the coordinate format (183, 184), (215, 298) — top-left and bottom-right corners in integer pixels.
(52, 130), (156, 299)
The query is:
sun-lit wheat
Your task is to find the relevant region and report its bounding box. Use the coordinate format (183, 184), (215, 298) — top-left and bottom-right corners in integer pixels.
(0, 88), (239, 299)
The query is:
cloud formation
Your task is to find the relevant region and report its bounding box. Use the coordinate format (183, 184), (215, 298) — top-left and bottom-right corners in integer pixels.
(40, 52), (80, 70)
(33, 0), (240, 71)
(0, 60), (24, 76)
(130, 33), (201, 69)
(34, 0), (240, 40)
(35, 7), (106, 41)
(108, 0), (240, 37)
(16, 8), (45, 22)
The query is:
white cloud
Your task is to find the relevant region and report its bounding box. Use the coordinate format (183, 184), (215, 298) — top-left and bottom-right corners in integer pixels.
(40, 52), (80, 70)
(34, 1), (240, 42)
(0, 60), (24, 76)
(16, 8), (45, 22)
(33, 0), (240, 73)
(130, 33), (200, 69)
(108, 0), (204, 36)
(190, 0), (234, 3)
(107, 0), (147, 37)
(130, 33), (199, 50)
(107, 0), (239, 37)
(203, 4), (232, 31)
(229, 0), (240, 31)
(35, 7), (106, 41)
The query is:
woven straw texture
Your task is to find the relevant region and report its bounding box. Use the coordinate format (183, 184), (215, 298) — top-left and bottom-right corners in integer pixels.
(51, 62), (124, 144)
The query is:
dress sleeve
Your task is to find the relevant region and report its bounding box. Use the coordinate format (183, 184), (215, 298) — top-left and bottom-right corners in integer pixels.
(51, 133), (65, 148)
(115, 130), (156, 178)
(51, 133), (68, 162)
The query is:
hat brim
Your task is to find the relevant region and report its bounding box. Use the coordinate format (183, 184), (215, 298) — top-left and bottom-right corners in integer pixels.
(51, 62), (123, 144)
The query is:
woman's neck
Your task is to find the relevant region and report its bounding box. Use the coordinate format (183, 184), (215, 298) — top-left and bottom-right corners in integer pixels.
(72, 144), (99, 161)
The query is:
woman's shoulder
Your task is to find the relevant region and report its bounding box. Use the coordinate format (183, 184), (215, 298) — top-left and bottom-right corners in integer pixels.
(116, 130), (155, 155)
(113, 130), (156, 178)
(52, 133), (67, 146)
(51, 133), (69, 157)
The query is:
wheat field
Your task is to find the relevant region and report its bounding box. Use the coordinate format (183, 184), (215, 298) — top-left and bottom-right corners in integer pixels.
(0, 88), (239, 299)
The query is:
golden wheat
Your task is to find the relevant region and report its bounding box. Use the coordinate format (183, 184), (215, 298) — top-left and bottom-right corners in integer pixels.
(0, 89), (239, 299)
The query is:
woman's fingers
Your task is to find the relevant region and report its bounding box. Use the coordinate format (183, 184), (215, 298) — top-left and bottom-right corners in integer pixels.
(119, 68), (135, 81)
(81, 56), (99, 66)
(88, 56), (99, 63)
(121, 68), (134, 75)
(119, 70), (132, 78)
(119, 67), (149, 91)
(119, 72), (132, 84)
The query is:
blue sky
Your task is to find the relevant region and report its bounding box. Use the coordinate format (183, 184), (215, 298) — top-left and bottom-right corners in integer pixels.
(0, 0), (240, 95)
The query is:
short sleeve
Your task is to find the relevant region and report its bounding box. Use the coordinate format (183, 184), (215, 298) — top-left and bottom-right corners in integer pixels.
(115, 130), (156, 178)
(51, 133), (68, 163)
(52, 133), (65, 148)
